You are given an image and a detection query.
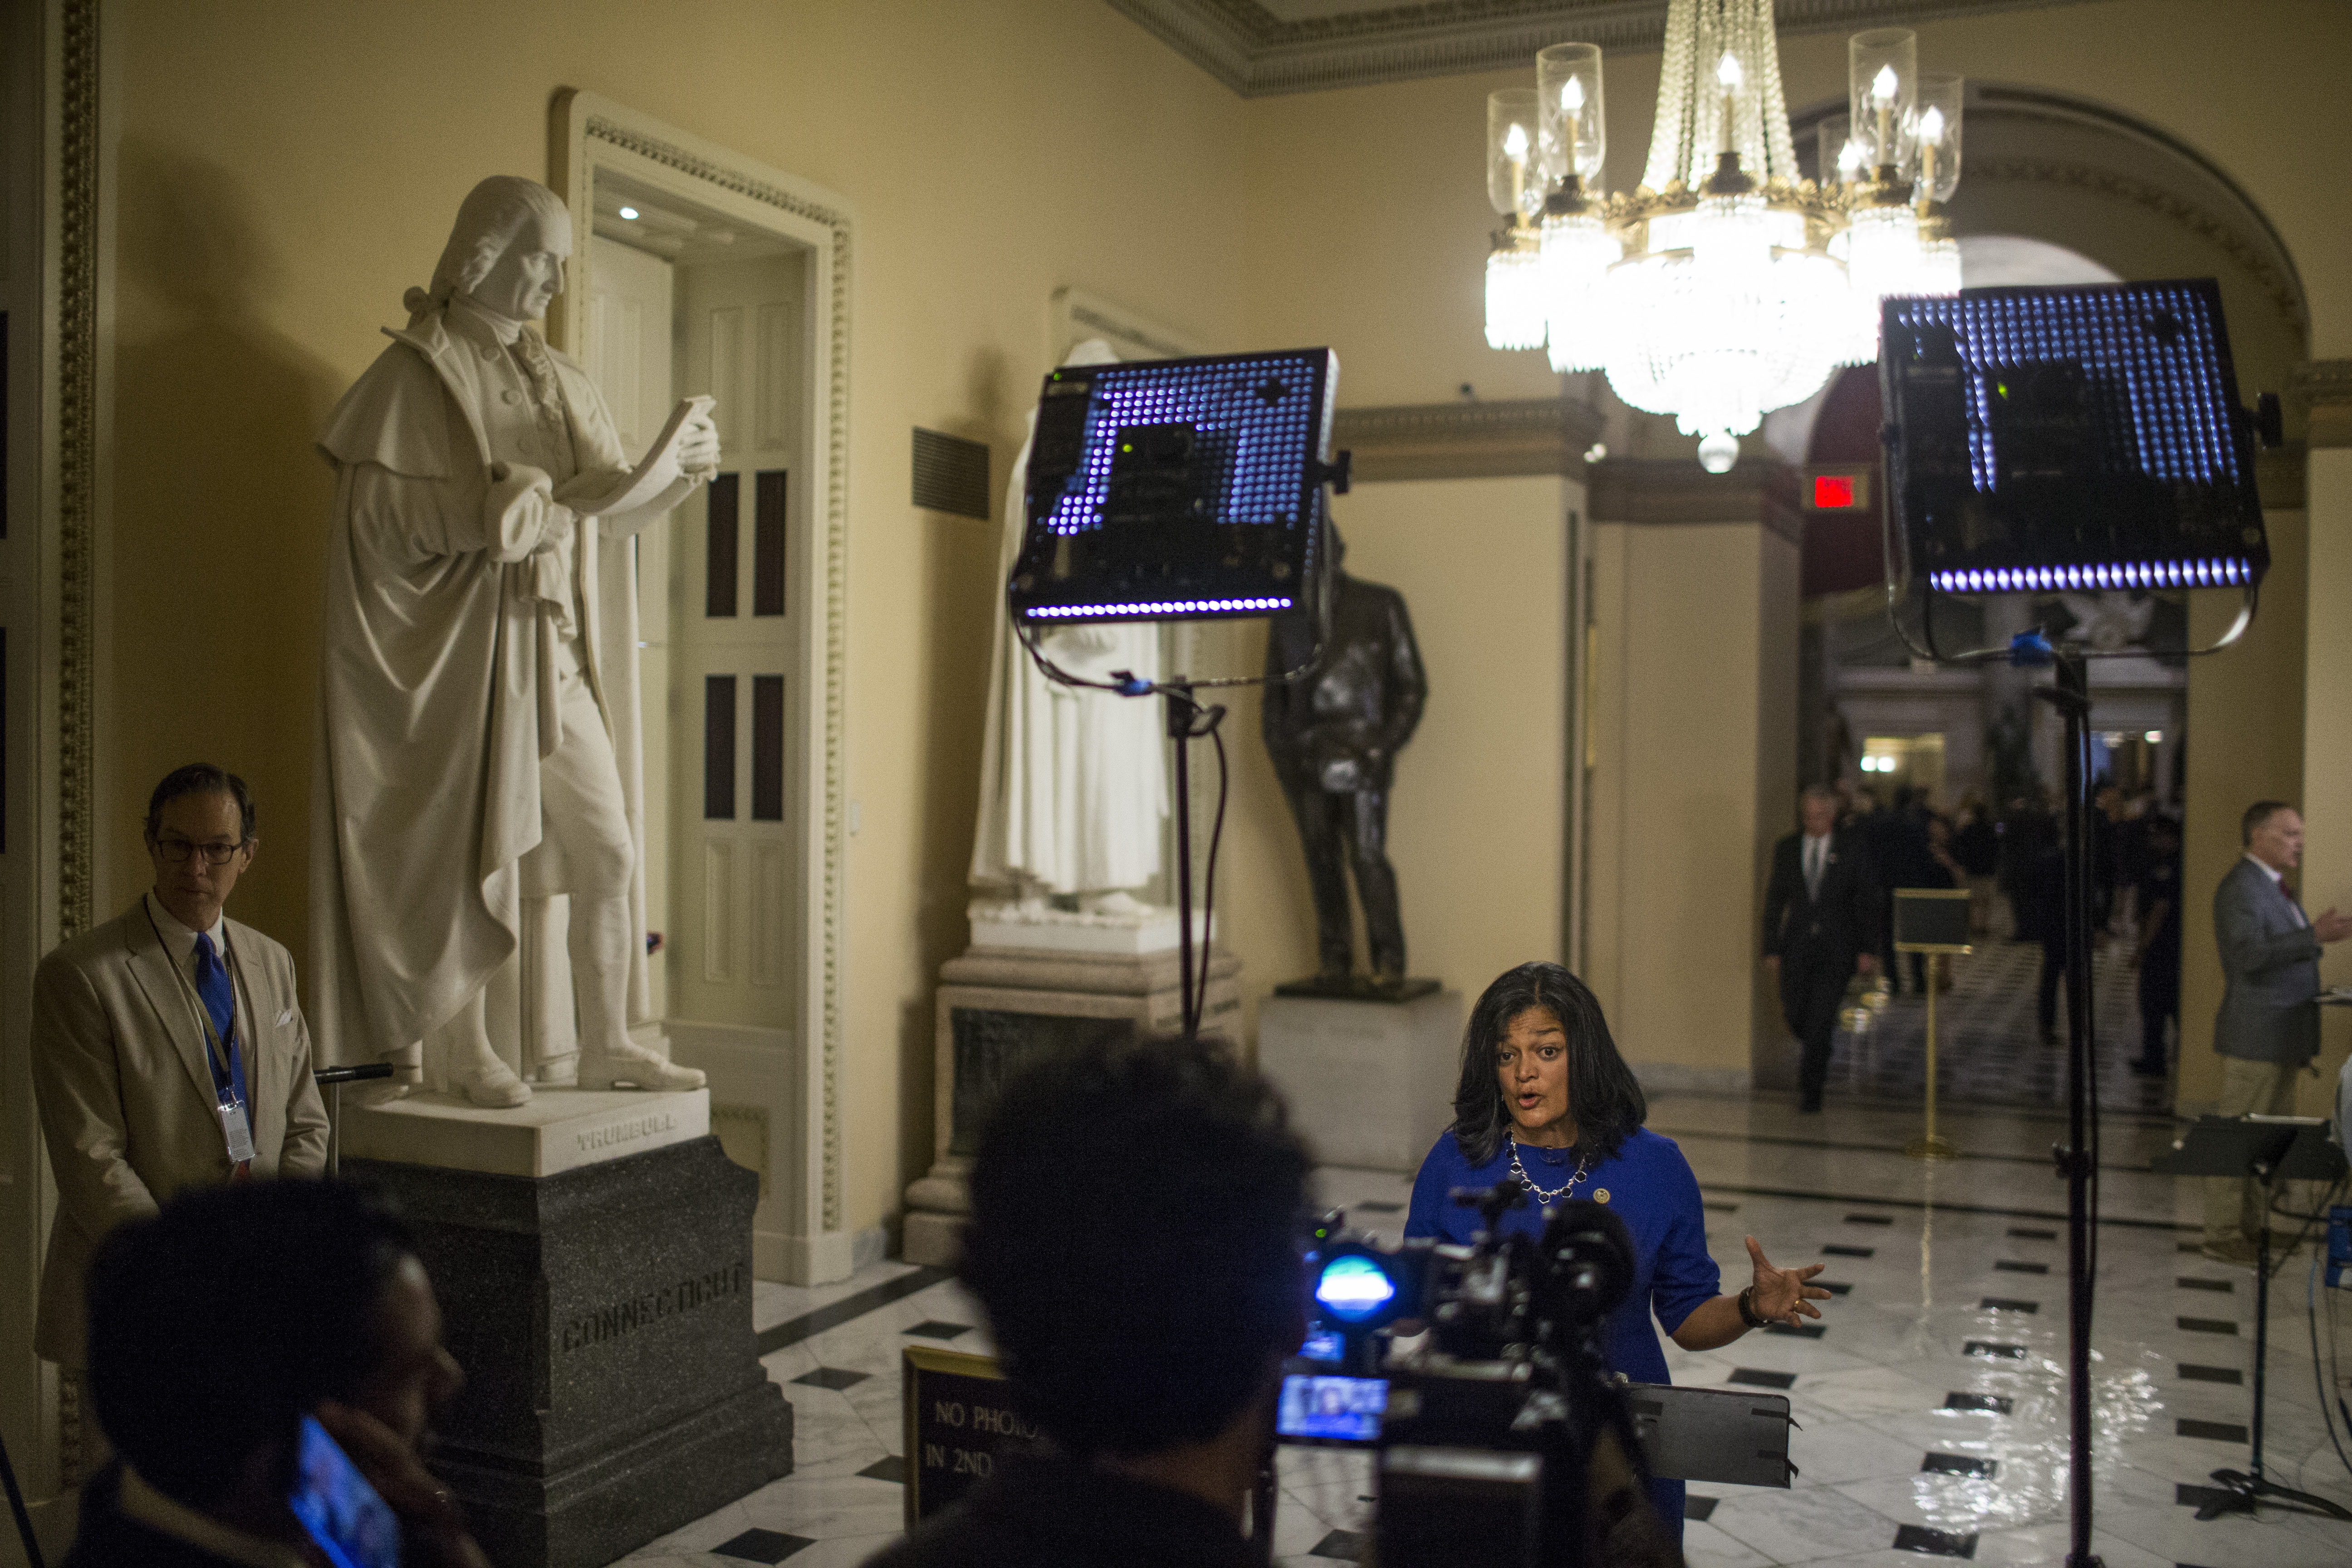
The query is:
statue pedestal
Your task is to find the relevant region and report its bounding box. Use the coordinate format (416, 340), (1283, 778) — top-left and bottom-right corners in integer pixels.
(344, 1091), (790, 1568)
(902, 944), (1242, 1267)
(1254, 989), (1465, 1172)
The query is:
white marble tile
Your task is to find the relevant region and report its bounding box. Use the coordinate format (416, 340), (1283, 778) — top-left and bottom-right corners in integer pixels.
(1679, 1517), (1772, 1568)
(1704, 1484), (1906, 1562)
(737, 1473), (907, 1540)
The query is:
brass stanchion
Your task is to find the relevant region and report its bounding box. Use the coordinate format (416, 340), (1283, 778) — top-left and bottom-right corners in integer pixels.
(1894, 888), (1969, 1161)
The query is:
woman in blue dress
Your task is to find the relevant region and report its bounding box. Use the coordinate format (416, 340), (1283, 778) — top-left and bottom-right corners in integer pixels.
(1406, 961), (1829, 1538)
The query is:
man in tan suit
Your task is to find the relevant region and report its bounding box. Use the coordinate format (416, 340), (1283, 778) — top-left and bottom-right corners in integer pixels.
(31, 764), (329, 1395)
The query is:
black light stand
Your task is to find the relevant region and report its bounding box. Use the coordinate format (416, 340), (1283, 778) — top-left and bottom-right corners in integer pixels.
(0, 1425), (41, 1568)
(2154, 1116), (2352, 1523)
(2035, 649), (2102, 1568)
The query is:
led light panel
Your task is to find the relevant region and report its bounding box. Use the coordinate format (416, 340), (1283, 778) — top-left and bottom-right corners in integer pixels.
(1880, 280), (2268, 594)
(1009, 349), (1338, 625)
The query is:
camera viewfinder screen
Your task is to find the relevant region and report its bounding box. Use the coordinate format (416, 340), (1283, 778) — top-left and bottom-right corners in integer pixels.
(1277, 1373), (1388, 1444)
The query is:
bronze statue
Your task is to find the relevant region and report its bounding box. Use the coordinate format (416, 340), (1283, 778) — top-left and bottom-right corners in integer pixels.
(1262, 528), (1429, 995)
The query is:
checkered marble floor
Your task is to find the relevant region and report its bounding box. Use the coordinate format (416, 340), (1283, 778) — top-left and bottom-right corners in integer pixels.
(606, 1095), (2352, 1568)
(1825, 936), (2172, 1116)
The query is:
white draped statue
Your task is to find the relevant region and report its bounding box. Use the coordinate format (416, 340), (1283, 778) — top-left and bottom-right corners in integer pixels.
(969, 340), (1167, 918)
(311, 176), (716, 1105)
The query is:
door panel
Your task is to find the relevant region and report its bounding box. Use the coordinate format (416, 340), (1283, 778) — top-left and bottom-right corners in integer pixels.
(674, 254), (808, 1029)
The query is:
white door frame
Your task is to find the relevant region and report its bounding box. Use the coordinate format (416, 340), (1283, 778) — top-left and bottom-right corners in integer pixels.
(550, 90), (854, 1280)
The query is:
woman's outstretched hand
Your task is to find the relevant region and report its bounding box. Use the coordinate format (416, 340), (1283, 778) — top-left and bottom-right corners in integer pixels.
(1745, 1235), (1831, 1327)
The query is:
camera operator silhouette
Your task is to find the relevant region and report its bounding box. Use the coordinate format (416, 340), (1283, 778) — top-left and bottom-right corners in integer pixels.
(1263, 525), (1427, 993)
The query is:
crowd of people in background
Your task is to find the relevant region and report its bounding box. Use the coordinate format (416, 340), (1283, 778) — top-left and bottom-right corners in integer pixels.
(1813, 775), (2186, 1075)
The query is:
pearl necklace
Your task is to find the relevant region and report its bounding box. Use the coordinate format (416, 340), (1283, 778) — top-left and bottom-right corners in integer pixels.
(1508, 1140), (1590, 1207)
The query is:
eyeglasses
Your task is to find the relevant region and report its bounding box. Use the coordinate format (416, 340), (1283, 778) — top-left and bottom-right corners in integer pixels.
(154, 837), (246, 866)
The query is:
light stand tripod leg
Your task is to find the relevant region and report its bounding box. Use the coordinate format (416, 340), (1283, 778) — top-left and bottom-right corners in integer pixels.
(2199, 1179), (2352, 1522)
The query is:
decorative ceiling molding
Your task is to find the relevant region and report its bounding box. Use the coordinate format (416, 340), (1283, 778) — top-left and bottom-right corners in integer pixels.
(1587, 455), (1805, 543)
(1110, 0), (2096, 97)
(1334, 396), (1605, 481)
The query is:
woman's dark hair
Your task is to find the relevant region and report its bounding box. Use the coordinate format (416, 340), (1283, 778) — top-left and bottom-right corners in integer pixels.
(86, 1181), (416, 1508)
(1450, 961), (1646, 1167)
(960, 1033), (1311, 1457)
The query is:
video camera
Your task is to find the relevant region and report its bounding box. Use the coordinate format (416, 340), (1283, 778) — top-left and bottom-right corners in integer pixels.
(1281, 1181), (1679, 1568)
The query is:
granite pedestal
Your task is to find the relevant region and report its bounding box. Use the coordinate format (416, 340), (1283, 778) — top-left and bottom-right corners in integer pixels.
(1254, 989), (1464, 1171)
(902, 943), (1242, 1266)
(343, 1089), (790, 1568)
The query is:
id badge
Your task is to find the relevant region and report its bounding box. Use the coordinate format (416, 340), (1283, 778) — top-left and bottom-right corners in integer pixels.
(218, 1097), (257, 1164)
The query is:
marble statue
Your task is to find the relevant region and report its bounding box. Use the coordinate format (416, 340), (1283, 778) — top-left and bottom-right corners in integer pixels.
(2056, 589), (2157, 652)
(1263, 527), (1427, 992)
(968, 339), (1169, 931)
(311, 175), (717, 1105)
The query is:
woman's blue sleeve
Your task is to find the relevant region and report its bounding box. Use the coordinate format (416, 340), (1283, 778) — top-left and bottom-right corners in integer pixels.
(1403, 1135), (1460, 1240)
(1648, 1143), (1722, 1336)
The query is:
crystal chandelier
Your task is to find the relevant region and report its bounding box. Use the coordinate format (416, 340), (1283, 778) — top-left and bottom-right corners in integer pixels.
(1484, 0), (1965, 469)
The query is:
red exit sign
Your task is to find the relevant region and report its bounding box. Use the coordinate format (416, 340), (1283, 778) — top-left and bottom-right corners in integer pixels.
(1803, 468), (1874, 510)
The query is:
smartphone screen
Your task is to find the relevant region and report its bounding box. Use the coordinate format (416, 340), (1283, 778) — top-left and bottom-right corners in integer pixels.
(1276, 1372), (1388, 1445)
(288, 1415), (403, 1568)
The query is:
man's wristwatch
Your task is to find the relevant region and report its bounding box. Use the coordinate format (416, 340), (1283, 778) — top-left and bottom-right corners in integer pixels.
(1736, 1285), (1766, 1329)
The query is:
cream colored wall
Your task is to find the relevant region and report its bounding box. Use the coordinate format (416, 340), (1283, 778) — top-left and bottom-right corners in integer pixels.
(1212, 475), (1574, 1028)
(2300, 455), (2352, 1115)
(1583, 519), (1796, 1087)
(2177, 510), (2308, 1113)
(97, 0), (1252, 1237)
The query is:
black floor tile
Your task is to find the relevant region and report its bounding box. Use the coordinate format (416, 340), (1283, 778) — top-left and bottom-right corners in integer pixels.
(1729, 1367), (1797, 1389)
(1921, 1452), (1997, 1479)
(1980, 1297), (2039, 1313)
(1964, 1341), (2026, 1359)
(2176, 1317), (2237, 1336)
(859, 1455), (909, 1484)
(1943, 1392), (2013, 1414)
(1703, 1200), (1739, 1213)
(713, 1529), (816, 1565)
(903, 1319), (974, 1340)
(1310, 1529), (1367, 1560)
(2007, 1227), (2057, 1241)
(2177, 1364), (2242, 1385)
(1765, 1323), (1826, 1338)
(2174, 1481), (2236, 1510)
(1820, 1281), (1853, 1295)
(755, 1266), (954, 1356)
(791, 1367), (870, 1391)
(1354, 1200), (1403, 1215)
(1683, 1494), (1719, 1521)
(2176, 1276), (2234, 1293)
(1891, 1523), (1978, 1557)
(1824, 1244), (1876, 1258)
(1992, 1260), (2048, 1275)
(2177, 1240), (2205, 1253)
(2177, 1417), (2248, 1443)
(1845, 1213), (1896, 1226)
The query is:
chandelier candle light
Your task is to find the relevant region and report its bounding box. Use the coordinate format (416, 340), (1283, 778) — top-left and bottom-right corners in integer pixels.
(1481, 0), (1965, 469)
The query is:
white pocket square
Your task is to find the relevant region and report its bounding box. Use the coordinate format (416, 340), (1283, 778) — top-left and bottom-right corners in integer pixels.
(276, 1009), (294, 1026)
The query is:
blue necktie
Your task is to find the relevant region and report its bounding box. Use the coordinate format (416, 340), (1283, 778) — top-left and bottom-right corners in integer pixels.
(193, 932), (248, 1110)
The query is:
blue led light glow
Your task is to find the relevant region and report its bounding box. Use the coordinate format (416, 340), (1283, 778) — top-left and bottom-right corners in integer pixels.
(1882, 281), (2267, 597)
(1313, 1255), (1399, 1324)
(1027, 596), (1294, 619)
(1929, 557), (2254, 594)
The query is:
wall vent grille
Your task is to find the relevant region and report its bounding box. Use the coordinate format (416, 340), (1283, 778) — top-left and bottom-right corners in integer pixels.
(912, 428), (990, 519)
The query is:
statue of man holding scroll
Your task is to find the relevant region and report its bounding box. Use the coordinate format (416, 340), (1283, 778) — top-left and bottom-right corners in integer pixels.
(312, 176), (716, 1105)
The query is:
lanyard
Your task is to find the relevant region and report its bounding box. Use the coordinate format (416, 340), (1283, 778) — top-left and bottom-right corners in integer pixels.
(143, 901), (247, 1107)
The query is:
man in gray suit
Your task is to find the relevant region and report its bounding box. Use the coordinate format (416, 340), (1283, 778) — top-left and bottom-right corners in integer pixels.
(2203, 800), (2352, 1265)
(30, 764), (329, 1470)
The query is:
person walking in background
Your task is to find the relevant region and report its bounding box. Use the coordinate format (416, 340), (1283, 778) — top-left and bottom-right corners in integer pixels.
(1952, 792), (2001, 937)
(2201, 802), (2352, 1266)
(2004, 802), (2069, 1044)
(1764, 786), (1882, 1113)
(2129, 814), (2185, 1077)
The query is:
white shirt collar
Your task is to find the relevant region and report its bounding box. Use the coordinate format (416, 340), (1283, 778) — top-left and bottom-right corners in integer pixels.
(448, 292), (526, 348)
(117, 1463), (313, 1568)
(2243, 852), (2285, 885)
(145, 890), (227, 959)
